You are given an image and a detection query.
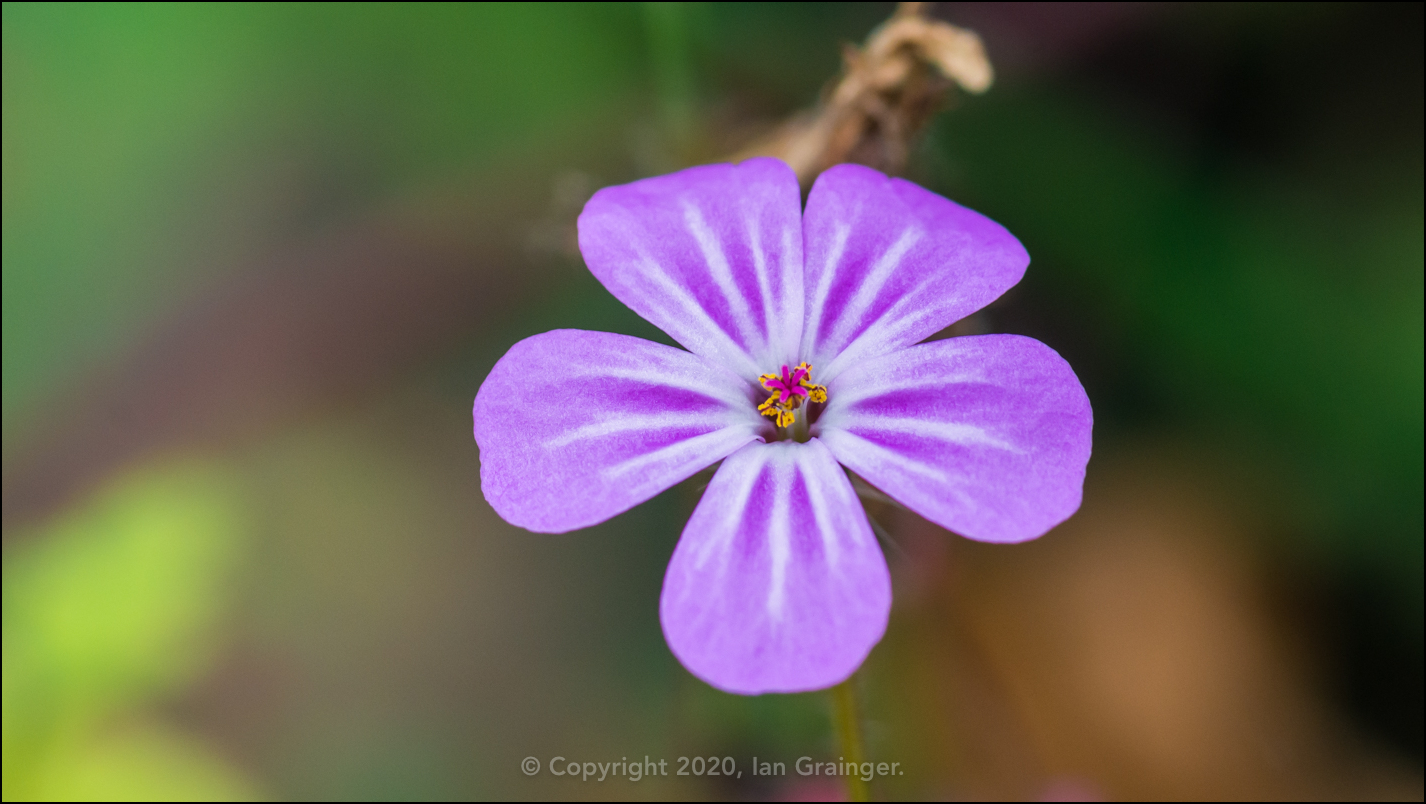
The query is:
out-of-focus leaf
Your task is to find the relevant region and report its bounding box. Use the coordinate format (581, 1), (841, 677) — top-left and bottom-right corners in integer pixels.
(29, 722), (259, 802)
(2, 459), (249, 800)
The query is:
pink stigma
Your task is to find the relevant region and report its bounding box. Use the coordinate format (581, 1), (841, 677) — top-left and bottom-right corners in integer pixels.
(757, 362), (828, 429)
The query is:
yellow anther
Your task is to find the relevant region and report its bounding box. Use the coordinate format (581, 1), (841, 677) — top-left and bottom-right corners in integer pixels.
(756, 361), (829, 430)
(795, 363), (828, 404)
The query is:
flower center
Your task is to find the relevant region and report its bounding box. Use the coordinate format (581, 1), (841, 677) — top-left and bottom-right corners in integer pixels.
(757, 362), (828, 429)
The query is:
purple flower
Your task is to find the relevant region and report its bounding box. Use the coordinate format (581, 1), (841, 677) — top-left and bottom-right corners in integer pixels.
(474, 158), (1091, 694)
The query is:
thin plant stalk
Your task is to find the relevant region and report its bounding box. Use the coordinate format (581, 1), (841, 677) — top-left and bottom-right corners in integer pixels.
(831, 676), (871, 802)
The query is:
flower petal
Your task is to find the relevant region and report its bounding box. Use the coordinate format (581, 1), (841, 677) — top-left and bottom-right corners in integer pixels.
(817, 335), (1092, 544)
(800, 164), (1029, 383)
(660, 439), (891, 694)
(474, 330), (763, 533)
(577, 158), (805, 379)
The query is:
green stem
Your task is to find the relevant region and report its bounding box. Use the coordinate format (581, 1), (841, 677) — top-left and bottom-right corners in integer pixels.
(831, 677), (871, 802)
(791, 410), (812, 443)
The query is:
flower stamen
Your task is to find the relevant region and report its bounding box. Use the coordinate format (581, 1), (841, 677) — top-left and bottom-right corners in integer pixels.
(758, 362), (828, 429)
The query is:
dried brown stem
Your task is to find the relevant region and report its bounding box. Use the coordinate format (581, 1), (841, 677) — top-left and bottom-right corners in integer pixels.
(733, 2), (993, 185)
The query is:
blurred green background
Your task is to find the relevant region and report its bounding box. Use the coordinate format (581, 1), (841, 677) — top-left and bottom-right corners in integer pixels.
(3, 2), (1421, 800)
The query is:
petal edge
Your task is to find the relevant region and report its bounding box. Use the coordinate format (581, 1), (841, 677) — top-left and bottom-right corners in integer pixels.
(474, 330), (762, 533)
(660, 439), (891, 694)
(578, 158), (805, 379)
(801, 164), (1029, 382)
(818, 335), (1092, 543)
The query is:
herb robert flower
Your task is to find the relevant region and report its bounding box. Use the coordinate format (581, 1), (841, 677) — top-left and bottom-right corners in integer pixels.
(474, 158), (1091, 694)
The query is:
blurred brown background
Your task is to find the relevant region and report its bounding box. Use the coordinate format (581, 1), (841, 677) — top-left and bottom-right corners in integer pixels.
(3, 3), (1421, 800)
